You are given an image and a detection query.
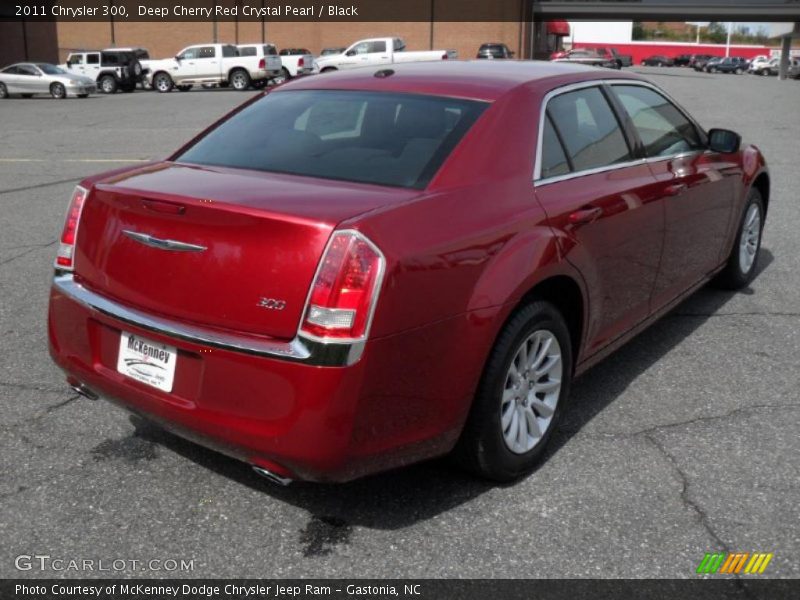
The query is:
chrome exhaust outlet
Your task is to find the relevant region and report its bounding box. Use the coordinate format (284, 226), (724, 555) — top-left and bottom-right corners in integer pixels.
(70, 383), (99, 401)
(252, 465), (293, 486)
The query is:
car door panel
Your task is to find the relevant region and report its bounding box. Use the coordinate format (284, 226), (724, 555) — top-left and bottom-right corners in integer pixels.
(647, 152), (739, 307)
(607, 83), (739, 311)
(536, 165), (665, 356)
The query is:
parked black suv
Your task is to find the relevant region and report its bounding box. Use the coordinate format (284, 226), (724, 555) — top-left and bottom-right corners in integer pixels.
(476, 43), (514, 59)
(63, 49), (144, 93)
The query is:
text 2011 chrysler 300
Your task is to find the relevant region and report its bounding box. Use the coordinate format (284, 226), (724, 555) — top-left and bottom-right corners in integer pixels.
(48, 61), (768, 483)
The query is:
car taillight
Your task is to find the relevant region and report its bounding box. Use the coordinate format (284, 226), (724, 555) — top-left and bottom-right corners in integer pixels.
(298, 57), (305, 68)
(55, 186), (87, 271)
(300, 230), (385, 341)
(258, 58), (266, 70)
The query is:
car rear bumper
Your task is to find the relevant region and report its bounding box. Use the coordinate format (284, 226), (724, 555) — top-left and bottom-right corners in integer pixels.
(48, 274), (486, 482)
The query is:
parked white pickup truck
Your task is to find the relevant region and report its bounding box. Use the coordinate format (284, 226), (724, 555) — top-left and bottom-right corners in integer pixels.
(315, 37), (456, 72)
(277, 48), (316, 82)
(147, 43), (268, 92)
(236, 43), (283, 86)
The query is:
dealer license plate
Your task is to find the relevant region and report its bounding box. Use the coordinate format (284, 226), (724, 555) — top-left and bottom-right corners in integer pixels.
(117, 331), (177, 392)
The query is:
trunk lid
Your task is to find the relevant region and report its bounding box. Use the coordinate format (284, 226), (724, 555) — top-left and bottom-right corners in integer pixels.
(75, 162), (415, 339)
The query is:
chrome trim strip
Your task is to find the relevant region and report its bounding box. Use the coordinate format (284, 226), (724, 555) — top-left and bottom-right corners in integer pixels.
(52, 274), (364, 367)
(122, 230), (207, 253)
(533, 79), (708, 186)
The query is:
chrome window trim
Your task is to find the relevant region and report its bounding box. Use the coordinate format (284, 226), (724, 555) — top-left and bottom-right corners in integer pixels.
(533, 78), (708, 186)
(52, 273), (365, 367)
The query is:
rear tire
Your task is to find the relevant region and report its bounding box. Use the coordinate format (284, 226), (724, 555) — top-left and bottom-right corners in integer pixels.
(453, 301), (573, 482)
(229, 68), (251, 91)
(50, 83), (66, 99)
(713, 188), (765, 290)
(273, 67), (291, 84)
(99, 75), (117, 94)
(153, 72), (173, 93)
(0, 83), (7, 99)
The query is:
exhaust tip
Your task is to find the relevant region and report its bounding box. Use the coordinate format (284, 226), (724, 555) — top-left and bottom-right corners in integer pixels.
(70, 383), (99, 401)
(252, 465), (293, 486)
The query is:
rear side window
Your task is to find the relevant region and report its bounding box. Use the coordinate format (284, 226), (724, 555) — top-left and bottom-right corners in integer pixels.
(177, 90), (487, 189)
(546, 86), (631, 173)
(238, 47), (256, 57)
(221, 45), (237, 58)
(612, 85), (702, 157)
(540, 116), (571, 179)
(264, 45), (278, 55)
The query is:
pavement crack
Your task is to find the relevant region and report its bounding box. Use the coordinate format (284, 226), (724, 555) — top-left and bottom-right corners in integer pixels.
(0, 395), (80, 433)
(44, 395), (80, 414)
(0, 240), (56, 266)
(0, 380), (65, 394)
(644, 433), (731, 552)
(0, 177), (81, 197)
(572, 403), (800, 439)
(1, 239), (57, 252)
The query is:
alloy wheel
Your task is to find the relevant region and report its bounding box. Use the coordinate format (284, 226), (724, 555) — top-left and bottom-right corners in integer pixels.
(232, 72), (248, 90)
(739, 203), (761, 275)
(500, 330), (562, 454)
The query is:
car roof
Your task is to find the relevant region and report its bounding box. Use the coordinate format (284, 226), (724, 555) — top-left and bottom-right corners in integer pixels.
(280, 60), (644, 102)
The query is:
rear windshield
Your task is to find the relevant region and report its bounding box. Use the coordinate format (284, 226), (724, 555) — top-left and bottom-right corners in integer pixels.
(176, 90), (487, 189)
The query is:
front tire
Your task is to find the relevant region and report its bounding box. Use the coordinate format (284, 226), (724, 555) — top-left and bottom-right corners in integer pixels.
(0, 83), (8, 99)
(50, 82), (66, 99)
(153, 72), (174, 93)
(454, 301), (573, 482)
(713, 188), (765, 290)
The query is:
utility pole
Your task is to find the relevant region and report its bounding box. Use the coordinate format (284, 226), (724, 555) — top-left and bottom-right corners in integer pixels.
(725, 21), (732, 57)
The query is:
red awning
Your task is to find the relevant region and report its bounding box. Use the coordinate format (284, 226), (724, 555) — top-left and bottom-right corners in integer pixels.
(547, 20), (570, 36)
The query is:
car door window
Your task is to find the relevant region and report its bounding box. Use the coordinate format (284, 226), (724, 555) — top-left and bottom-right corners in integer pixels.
(221, 46), (236, 58)
(86, 54), (100, 65)
(612, 85), (702, 158)
(239, 47), (256, 57)
(539, 115), (571, 179)
(351, 42), (370, 55)
(69, 55), (84, 66)
(17, 65), (38, 76)
(546, 86), (631, 173)
(368, 41), (387, 54)
(198, 47), (216, 59)
(179, 48), (199, 60)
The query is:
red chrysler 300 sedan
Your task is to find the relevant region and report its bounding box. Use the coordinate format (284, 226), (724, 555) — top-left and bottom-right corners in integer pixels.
(48, 61), (769, 483)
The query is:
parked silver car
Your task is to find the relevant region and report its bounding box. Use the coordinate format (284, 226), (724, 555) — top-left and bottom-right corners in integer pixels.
(0, 63), (96, 99)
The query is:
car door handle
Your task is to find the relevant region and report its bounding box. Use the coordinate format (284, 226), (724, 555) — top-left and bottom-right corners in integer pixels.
(568, 207), (603, 225)
(664, 183), (688, 196)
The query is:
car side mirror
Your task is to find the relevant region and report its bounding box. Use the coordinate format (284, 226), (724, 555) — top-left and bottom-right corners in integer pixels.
(346, 50), (356, 56)
(175, 55), (182, 61)
(708, 128), (741, 153)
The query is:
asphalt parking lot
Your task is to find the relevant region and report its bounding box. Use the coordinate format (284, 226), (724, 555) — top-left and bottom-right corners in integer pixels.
(1, 67), (798, 579)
